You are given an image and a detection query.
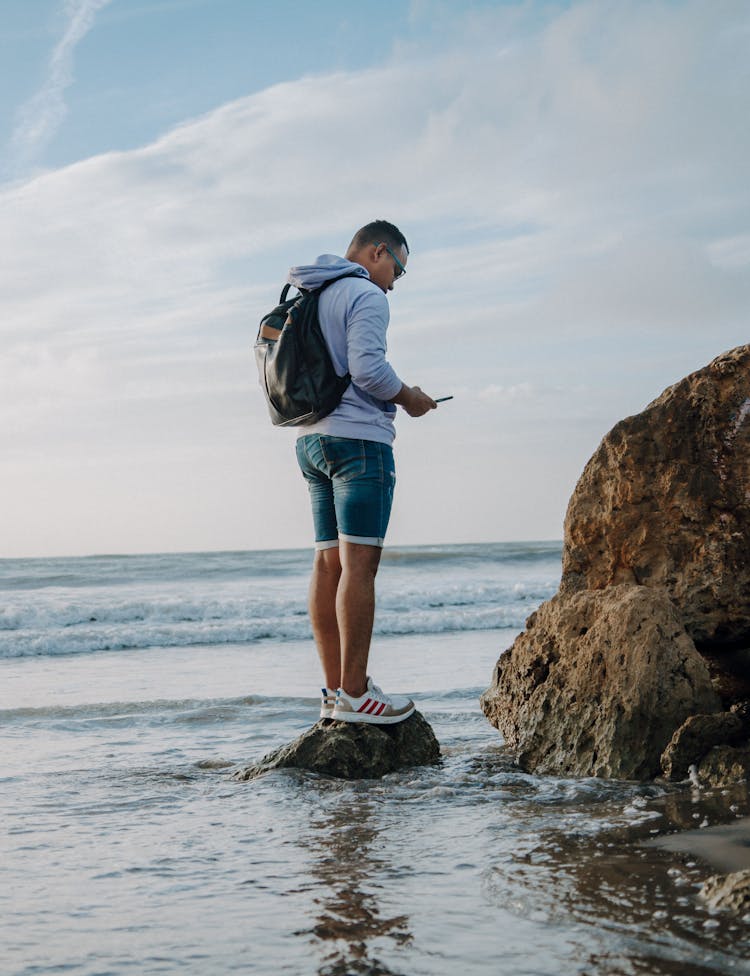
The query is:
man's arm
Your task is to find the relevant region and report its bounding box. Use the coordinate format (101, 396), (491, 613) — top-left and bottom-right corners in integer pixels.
(344, 287), (437, 416)
(344, 291), (403, 399)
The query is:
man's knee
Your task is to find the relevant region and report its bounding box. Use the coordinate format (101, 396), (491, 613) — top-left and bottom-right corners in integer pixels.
(340, 541), (382, 577)
(313, 547), (342, 578)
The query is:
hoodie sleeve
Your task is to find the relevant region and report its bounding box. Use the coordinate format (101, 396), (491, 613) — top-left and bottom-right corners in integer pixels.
(345, 288), (403, 401)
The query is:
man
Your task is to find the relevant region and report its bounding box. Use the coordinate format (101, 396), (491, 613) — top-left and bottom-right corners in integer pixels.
(289, 220), (436, 725)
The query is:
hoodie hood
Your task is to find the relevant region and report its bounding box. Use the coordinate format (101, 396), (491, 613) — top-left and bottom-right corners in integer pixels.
(287, 254), (369, 291)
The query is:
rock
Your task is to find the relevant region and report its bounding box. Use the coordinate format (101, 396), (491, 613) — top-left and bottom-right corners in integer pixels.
(233, 711), (441, 781)
(561, 344), (750, 650)
(482, 346), (750, 779)
(660, 712), (745, 781)
(700, 869), (750, 916)
(701, 648), (750, 705)
(480, 584), (720, 779)
(696, 744), (750, 788)
(731, 699), (750, 729)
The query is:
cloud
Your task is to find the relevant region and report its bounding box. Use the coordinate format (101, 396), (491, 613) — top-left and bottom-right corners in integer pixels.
(477, 383), (535, 403)
(707, 235), (750, 271)
(6, 0), (114, 176)
(1, 0), (749, 554)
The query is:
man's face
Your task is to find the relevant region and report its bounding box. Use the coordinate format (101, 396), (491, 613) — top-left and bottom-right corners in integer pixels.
(367, 242), (408, 293)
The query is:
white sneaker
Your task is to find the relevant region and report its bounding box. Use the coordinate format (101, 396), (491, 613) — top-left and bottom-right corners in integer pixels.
(332, 677), (414, 725)
(320, 687), (336, 719)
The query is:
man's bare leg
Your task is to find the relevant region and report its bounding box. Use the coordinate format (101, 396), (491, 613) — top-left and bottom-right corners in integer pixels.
(308, 547), (342, 690)
(308, 541), (382, 696)
(337, 541), (382, 698)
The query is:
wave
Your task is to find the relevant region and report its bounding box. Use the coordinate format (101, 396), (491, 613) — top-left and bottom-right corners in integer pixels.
(0, 549), (314, 591)
(0, 695), (267, 724)
(382, 541), (562, 566)
(0, 542), (562, 591)
(0, 605), (538, 658)
(0, 687), (478, 725)
(0, 588), (552, 659)
(0, 543), (561, 660)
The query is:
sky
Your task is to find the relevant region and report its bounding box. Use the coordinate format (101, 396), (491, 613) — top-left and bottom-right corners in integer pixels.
(1, 0), (748, 558)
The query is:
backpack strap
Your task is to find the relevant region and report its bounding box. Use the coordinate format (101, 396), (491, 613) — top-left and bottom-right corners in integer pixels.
(313, 271), (365, 295)
(279, 271), (363, 305)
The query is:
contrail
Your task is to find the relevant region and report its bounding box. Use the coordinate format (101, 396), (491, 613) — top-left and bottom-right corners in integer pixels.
(7, 0), (114, 174)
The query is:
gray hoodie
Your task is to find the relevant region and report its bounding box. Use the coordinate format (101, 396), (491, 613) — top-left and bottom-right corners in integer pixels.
(287, 254), (403, 445)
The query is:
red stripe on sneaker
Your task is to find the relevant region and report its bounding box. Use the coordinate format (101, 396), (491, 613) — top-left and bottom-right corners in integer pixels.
(375, 702), (387, 715)
(365, 700), (380, 714)
(357, 698), (373, 713)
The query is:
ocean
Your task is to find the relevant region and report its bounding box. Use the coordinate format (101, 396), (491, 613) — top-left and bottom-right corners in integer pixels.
(1, 542), (748, 976)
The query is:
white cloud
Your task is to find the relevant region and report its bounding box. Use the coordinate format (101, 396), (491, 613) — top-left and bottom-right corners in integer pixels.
(707, 235), (750, 271)
(477, 383), (534, 403)
(1, 0), (748, 555)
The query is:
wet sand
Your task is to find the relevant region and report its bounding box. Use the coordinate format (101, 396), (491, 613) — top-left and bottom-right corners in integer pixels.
(650, 816), (750, 873)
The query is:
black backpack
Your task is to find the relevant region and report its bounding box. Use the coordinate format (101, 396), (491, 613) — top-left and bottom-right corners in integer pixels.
(254, 273), (359, 427)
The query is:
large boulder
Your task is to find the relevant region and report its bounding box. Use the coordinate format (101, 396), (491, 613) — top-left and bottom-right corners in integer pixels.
(562, 344), (750, 650)
(482, 346), (750, 779)
(234, 711), (440, 781)
(480, 584), (719, 779)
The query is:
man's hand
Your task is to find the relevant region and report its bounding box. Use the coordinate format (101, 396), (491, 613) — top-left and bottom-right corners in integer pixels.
(390, 384), (437, 417)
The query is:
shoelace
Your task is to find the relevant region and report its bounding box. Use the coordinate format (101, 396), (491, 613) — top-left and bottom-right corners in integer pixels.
(370, 682), (392, 704)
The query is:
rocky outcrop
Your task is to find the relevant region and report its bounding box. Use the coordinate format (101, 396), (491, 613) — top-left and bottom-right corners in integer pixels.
(696, 744), (750, 788)
(480, 585), (719, 779)
(482, 345), (750, 779)
(234, 712), (440, 781)
(562, 344), (750, 650)
(660, 712), (746, 781)
(700, 869), (750, 915)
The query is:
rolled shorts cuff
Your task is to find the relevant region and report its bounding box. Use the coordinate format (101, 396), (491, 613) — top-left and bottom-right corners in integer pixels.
(315, 539), (340, 551)
(313, 534), (385, 550)
(339, 533), (384, 548)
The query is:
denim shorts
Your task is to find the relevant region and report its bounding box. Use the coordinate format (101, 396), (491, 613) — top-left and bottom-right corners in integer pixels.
(296, 435), (396, 548)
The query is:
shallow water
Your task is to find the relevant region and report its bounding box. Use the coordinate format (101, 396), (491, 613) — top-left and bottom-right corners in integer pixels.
(1, 547), (749, 974)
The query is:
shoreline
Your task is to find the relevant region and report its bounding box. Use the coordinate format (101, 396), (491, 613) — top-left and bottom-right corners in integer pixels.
(649, 815), (750, 874)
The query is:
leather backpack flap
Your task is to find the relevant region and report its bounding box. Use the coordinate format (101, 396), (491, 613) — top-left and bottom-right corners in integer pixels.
(257, 293), (298, 342)
(259, 322), (282, 341)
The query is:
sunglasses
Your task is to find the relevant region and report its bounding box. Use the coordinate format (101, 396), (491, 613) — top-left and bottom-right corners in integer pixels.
(378, 242), (407, 279)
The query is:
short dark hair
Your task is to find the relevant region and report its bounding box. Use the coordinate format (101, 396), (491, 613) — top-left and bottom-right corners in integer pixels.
(348, 220), (409, 255)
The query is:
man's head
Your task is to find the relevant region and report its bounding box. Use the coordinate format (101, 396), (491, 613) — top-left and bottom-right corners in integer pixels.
(345, 220), (409, 293)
